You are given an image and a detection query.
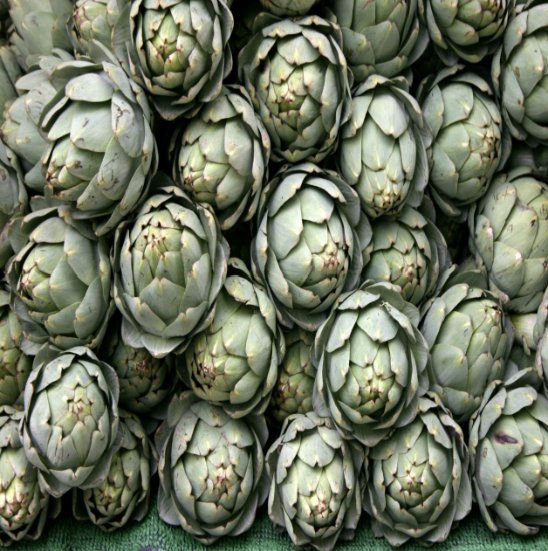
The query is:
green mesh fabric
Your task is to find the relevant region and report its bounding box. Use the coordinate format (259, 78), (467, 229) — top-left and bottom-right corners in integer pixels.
(15, 502), (548, 550)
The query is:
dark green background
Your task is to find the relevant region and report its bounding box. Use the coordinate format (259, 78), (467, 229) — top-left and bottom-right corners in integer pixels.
(14, 502), (548, 550)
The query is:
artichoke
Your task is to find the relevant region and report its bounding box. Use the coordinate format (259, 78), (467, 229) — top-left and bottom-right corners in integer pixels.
(337, 75), (429, 219)
(266, 412), (364, 551)
(269, 328), (316, 424)
(365, 395), (472, 546)
(113, 180), (229, 358)
(38, 52), (158, 236)
(313, 281), (429, 447)
(180, 259), (284, 418)
(72, 411), (153, 532)
(419, 0), (512, 64)
(468, 167), (548, 314)
(156, 392), (268, 544)
(21, 346), (122, 497)
(238, 13), (352, 163)
(251, 162), (370, 331)
(8, 0), (73, 70)
(6, 207), (113, 354)
(470, 371), (548, 534)
(506, 141), (548, 181)
(419, 67), (509, 218)
(0, 46), (20, 127)
(492, 5), (548, 145)
(0, 407), (60, 546)
(327, 0), (429, 82)
(259, 0), (320, 16)
(0, 290), (31, 408)
(100, 315), (176, 417)
(362, 206), (449, 306)
(71, 0), (125, 57)
(420, 283), (513, 422)
(0, 139), (26, 269)
(172, 86), (270, 230)
(120, 0), (234, 120)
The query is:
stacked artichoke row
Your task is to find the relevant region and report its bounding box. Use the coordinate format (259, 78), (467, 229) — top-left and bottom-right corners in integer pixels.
(0, 0), (547, 549)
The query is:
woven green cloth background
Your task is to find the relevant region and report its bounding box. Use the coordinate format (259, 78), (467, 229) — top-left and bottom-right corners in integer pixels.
(13, 502), (548, 550)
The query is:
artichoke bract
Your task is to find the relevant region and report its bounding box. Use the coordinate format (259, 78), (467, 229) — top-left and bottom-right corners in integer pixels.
(71, 0), (124, 57)
(507, 142), (548, 181)
(468, 167), (548, 314)
(181, 259), (284, 418)
(156, 392), (268, 544)
(251, 163), (370, 332)
(327, 0), (428, 82)
(8, 0), (73, 70)
(21, 347), (122, 498)
(420, 283), (512, 423)
(266, 412), (364, 551)
(337, 75), (429, 219)
(0, 46), (20, 126)
(492, 5), (548, 145)
(362, 206), (449, 306)
(172, 86), (270, 230)
(419, 67), (509, 218)
(7, 207), (113, 354)
(470, 372), (548, 535)
(0, 139), (27, 269)
(238, 13), (352, 163)
(269, 328), (316, 424)
(313, 281), (429, 447)
(72, 411), (153, 532)
(113, 181), (229, 358)
(0, 407), (60, 546)
(39, 52), (158, 236)
(121, 0), (234, 120)
(419, 0), (512, 64)
(0, 290), (31, 408)
(259, 0), (320, 16)
(100, 315), (176, 416)
(365, 395), (472, 546)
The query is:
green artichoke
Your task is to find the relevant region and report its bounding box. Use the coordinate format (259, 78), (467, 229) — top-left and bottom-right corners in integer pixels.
(120, 0), (234, 120)
(156, 392), (268, 544)
(506, 142), (548, 181)
(251, 162), (370, 331)
(419, 0), (512, 64)
(0, 139), (26, 269)
(269, 328), (315, 424)
(365, 395), (472, 546)
(337, 75), (429, 219)
(21, 346), (122, 498)
(8, 0), (73, 70)
(172, 86), (270, 230)
(419, 67), (509, 218)
(72, 410), (153, 532)
(0, 46), (20, 127)
(327, 0), (429, 82)
(470, 371), (548, 534)
(266, 412), (364, 551)
(0, 51), (73, 192)
(100, 315), (176, 416)
(7, 207), (113, 353)
(71, 0), (124, 57)
(39, 52), (158, 236)
(238, 13), (352, 163)
(113, 180), (229, 358)
(259, 0), (320, 16)
(468, 167), (548, 314)
(492, 5), (548, 145)
(180, 259), (284, 418)
(362, 206), (449, 305)
(313, 281), (429, 447)
(0, 290), (31, 408)
(420, 283), (513, 422)
(0, 407), (60, 546)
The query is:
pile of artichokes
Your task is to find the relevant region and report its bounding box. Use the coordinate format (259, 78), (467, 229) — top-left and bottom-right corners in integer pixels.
(0, 0), (547, 549)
